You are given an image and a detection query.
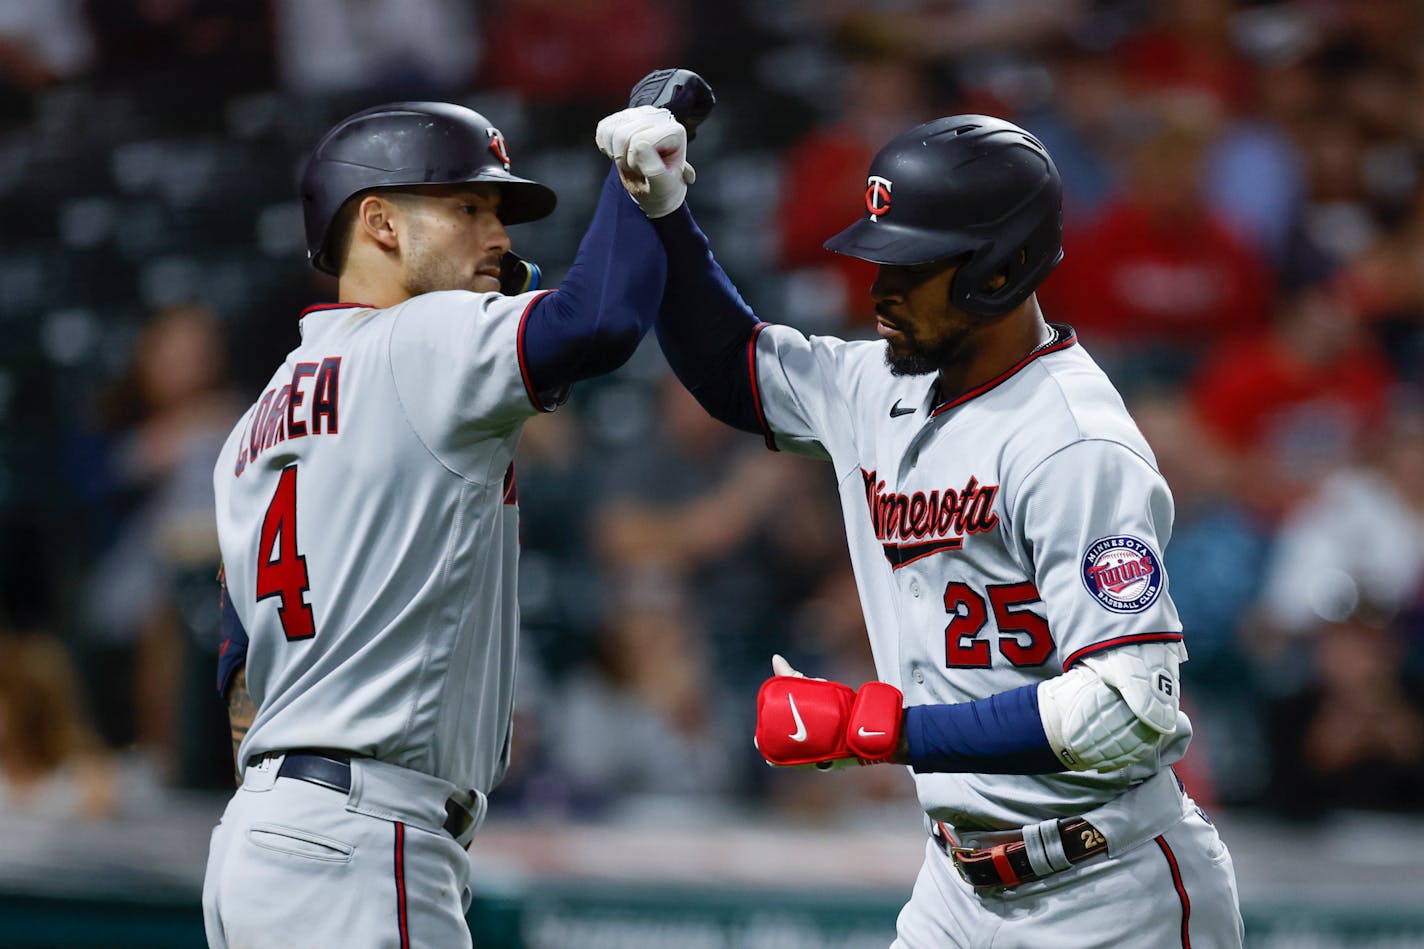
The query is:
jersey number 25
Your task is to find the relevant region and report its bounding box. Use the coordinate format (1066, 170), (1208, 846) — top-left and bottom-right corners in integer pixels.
(943, 581), (1053, 668)
(255, 464), (316, 641)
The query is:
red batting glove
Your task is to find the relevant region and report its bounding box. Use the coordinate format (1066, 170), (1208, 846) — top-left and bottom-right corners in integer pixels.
(755, 659), (904, 768)
(845, 681), (904, 761)
(755, 675), (857, 767)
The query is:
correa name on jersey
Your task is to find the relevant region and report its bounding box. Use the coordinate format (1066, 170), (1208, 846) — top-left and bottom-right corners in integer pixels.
(233, 357), (342, 477)
(861, 468), (1000, 568)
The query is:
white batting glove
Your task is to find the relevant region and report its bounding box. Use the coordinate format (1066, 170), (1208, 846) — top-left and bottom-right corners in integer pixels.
(595, 105), (696, 219)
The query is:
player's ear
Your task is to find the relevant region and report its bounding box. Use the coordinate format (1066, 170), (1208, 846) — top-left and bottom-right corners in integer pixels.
(355, 194), (401, 253)
(985, 243), (1030, 292)
(984, 247), (1028, 294)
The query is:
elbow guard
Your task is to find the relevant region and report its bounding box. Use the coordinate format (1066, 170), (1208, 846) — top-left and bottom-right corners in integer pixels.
(1037, 642), (1185, 772)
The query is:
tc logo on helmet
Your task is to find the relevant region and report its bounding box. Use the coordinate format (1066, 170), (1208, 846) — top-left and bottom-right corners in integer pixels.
(487, 128), (511, 170)
(865, 175), (893, 221)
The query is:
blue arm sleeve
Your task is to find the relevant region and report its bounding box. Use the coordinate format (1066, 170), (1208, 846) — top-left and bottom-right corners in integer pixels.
(649, 203), (765, 435)
(217, 579), (248, 699)
(520, 167), (667, 393)
(905, 684), (1064, 774)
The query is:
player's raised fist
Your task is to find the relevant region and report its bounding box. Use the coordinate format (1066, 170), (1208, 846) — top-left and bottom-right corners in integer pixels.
(595, 106), (695, 219)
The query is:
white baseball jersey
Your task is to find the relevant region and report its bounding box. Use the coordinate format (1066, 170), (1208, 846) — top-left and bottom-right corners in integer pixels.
(213, 289), (554, 794)
(749, 322), (1191, 829)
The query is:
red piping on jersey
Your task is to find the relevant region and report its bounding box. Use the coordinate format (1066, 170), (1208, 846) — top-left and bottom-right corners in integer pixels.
(930, 329), (1078, 417)
(747, 322), (777, 451)
(515, 290), (558, 412)
(299, 302), (376, 320)
(1062, 632), (1183, 671)
(1155, 835), (1192, 948)
(394, 822), (410, 949)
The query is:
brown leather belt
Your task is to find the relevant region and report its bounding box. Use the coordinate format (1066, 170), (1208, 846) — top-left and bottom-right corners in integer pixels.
(933, 817), (1108, 888)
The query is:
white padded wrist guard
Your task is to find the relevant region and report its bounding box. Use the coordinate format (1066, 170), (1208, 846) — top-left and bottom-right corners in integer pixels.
(1038, 642), (1184, 772)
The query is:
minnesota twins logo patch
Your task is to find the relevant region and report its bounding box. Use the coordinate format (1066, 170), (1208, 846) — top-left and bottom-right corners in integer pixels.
(1081, 535), (1162, 613)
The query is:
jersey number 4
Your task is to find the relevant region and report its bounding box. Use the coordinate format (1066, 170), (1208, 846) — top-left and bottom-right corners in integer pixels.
(256, 464), (316, 641)
(943, 581), (1053, 668)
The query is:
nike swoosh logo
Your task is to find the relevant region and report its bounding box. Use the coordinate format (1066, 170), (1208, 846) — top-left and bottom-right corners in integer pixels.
(788, 695), (808, 742)
(857, 727), (886, 738)
(889, 400), (915, 418)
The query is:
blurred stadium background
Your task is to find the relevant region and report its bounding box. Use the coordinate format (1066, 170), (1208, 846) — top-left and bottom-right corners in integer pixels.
(1, 0), (1422, 946)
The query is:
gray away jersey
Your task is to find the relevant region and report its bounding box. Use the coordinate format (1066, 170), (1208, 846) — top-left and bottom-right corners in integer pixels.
(213, 289), (552, 794)
(750, 323), (1190, 829)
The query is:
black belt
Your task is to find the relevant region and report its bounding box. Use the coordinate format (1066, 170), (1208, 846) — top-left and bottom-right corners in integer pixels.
(933, 817), (1108, 888)
(255, 751), (476, 840)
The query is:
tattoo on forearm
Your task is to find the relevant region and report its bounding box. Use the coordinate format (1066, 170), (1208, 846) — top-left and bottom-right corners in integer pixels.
(228, 665), (256, 785)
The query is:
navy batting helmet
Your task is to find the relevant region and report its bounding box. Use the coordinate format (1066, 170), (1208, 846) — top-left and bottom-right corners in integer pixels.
(301, 101), (558, 275)
(823, 115), (1063, 318)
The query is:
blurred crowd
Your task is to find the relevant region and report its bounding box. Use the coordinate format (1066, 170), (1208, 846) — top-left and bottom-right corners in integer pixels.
(0, 0), (1422, 832)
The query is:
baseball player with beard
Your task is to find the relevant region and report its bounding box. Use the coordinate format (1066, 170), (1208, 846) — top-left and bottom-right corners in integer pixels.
(203, 90), (698, 949)
(599, 82), (1245, 947)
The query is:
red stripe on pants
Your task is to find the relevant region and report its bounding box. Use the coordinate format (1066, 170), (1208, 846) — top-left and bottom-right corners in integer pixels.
(394, 822), (410, 949)
(1155, 835), (1191, 948)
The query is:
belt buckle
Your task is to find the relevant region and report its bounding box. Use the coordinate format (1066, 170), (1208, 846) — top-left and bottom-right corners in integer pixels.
(948, 844), (977, 884)
(936, 827), (978, 883)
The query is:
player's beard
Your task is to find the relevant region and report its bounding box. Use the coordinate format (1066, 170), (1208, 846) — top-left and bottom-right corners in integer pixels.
(884, 326), (961, 377)
(881, 290), (992, 377)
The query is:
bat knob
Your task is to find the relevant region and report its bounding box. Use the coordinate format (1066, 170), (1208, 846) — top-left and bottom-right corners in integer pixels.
(627, 68), (716, 141)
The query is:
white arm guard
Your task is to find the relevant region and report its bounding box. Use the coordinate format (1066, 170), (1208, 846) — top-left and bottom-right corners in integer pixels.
(1037, 642), (1185, 772)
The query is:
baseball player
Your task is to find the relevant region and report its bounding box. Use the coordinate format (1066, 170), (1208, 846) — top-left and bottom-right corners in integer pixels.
(202, 92), (697, 948)
(599, 88), (1245, 947)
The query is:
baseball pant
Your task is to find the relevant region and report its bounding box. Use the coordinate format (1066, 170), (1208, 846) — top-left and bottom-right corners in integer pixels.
(893, 803), (1243, 948)
(203, 754), (476, 949)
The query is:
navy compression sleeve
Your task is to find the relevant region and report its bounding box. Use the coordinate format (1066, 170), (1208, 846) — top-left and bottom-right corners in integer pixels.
(520, 167), (666, 394)
(649, 203), (764, 434)
(216, 577), (248, 698)
(905, 684), (1064, 774)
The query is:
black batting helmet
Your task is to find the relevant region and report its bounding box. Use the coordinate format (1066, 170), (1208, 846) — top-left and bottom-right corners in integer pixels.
(301, 101), (558, 275)
(824, 115), (1063, 318)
